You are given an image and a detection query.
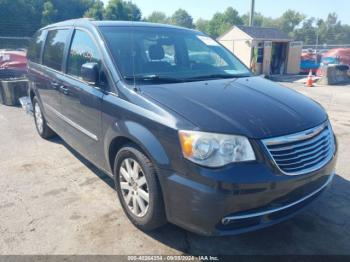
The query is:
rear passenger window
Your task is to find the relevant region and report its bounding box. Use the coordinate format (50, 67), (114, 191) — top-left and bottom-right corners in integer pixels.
(28, 30), (46, 63)
(67, 30), (101, 79)
(43, 29), (70, 71)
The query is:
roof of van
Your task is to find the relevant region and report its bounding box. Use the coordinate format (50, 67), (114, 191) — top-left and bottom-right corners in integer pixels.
(42, 18), (196, 32)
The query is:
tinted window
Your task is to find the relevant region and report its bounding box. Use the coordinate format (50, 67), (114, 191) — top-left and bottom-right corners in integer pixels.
(28, 30), (46, 63)
(43, 29), (70, 71)
(100, 26), (251, 84)
(186, 38), (228, 67)
(67, 30), (101, 78)
(143, 37), (176, 65)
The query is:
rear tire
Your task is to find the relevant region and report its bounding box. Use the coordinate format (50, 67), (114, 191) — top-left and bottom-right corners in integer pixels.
(32, 97), (56, 139)
(113, 144), (167, 231)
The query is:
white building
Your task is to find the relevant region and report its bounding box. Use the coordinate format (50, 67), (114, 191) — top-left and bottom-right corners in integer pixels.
(218, 25), (302, 75)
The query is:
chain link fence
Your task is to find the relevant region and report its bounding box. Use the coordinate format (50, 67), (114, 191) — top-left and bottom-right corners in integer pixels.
(303, 44), (350, 50)
(0, 36), (31, 50)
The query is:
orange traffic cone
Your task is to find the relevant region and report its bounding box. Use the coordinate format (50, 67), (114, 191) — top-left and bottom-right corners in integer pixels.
(306, 70), (314, 87)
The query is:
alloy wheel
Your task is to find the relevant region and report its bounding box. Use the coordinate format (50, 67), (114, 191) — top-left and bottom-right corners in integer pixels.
(119, 158), (150, 217)
(34, 103), (44, 134)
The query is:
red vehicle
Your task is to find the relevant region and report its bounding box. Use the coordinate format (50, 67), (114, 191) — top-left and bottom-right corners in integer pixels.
(300, 49), (321, 74)
(321, 48), (350, 67)
(317, 48), (350, 76)
(0, 49), (27, 70)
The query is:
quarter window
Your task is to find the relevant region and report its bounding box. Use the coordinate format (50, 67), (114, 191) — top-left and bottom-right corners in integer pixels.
(67, 30), (101, 79)
(43, 29), (70, 71)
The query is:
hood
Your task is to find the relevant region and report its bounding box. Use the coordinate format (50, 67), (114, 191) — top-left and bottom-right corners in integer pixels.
(140, 76), (327, 139)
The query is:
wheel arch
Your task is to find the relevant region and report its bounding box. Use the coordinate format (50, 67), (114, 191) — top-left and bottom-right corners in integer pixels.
(106, 122), (171, 174)
(108, 136), (141, 173)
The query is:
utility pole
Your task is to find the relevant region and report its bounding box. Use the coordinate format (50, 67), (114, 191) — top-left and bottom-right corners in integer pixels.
(315, 18), (320, 65)
(249, 0), (255, 26)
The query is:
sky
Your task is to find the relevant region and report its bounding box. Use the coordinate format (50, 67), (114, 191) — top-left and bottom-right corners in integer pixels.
(101, 0), (349, 24)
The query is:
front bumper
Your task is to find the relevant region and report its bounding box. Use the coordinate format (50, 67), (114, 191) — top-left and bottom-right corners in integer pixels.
(158, 154), (337, 236)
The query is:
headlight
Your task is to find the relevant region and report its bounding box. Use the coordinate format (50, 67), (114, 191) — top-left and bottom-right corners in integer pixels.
(178, 130), (256, 167)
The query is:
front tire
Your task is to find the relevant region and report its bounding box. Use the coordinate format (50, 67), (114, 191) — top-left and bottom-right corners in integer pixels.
(32, 97), (56, 139)
(114, 145), (166, 231)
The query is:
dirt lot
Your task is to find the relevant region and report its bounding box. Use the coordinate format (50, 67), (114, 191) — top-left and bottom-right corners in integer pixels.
(0, 82), (350, 255)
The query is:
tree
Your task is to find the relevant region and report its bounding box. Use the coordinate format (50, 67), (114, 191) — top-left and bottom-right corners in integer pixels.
(170, 9), (194, 28)
(292, 13), (350, 45)
(41, 1), (57, 26)
(146, 11), (168, 24)
(124, 1), (142, 21)
(84, 0), (104, 20)
(316, 13), (350, 45)
(195, 18), (210, 34)
(0, 0), (44, 36)
(41, 0), (98, 26)
(104, 0), (141, 21)
(207, 7), (243, 38)
(277, 10), (305, 35)
(294, 18), (317, 45)
(241, 12), (276, 27)
(1, 0), (350, 47)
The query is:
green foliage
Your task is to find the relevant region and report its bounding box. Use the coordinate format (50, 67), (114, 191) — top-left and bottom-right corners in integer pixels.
(195, 18), (210, 34)
(170, 9), (194, 28)
(207, 7), (244, 38)
(0, 0), (350, 47)
(0, 0), (44, 36)
(84, 0), (104, 20)
(103, 0), (141, 21)
(0, 0), (142, 37)
(41, 1), (56, 26)
(293, 13), (350, 45)
(293, 18), (317, 45)
(145, 11), (168, 24)
(41, 0), (98, 26)
(241, 12), (275, 27)
(277, 10), (306, 35)
(240, 10), (350, 46)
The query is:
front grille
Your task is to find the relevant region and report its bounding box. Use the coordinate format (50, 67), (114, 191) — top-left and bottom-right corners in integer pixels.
(262, 122), (335, 175)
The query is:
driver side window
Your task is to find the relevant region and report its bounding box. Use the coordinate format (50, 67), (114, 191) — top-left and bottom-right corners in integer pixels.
(67, 29), (101, 80)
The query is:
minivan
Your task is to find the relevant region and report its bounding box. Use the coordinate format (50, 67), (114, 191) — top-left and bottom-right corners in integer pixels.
(27, 19), (337, 236)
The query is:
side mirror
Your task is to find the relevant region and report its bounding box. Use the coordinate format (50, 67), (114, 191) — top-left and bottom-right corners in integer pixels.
(81, 62), (99, 85)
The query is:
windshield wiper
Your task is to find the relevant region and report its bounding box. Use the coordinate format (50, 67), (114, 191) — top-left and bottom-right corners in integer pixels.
(124, 74), (184, 83)
(185, 73), (250, 81)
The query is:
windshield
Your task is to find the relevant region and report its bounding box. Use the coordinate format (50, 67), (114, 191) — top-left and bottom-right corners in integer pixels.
(99, 26), (251, 83)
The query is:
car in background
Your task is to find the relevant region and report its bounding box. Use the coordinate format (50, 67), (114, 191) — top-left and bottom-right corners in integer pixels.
(0, 49), (27, 79)
(300, 49), (321, 74)
(316, 48), (350, 76)
(321, 48), (350, 67)
(0, 49), (27, 70)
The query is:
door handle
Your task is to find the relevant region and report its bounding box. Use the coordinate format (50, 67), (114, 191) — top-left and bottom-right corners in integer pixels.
(60, 86), (69, 95)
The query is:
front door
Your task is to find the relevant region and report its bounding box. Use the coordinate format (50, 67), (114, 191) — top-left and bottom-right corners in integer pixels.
(59, 29), (105, 165)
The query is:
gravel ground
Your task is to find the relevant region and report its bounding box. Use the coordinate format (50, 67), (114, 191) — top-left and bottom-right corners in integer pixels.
(0, 82), (349, 255)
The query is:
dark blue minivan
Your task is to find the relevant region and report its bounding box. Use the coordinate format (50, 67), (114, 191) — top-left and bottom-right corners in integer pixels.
(27, 19), (337, 236)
